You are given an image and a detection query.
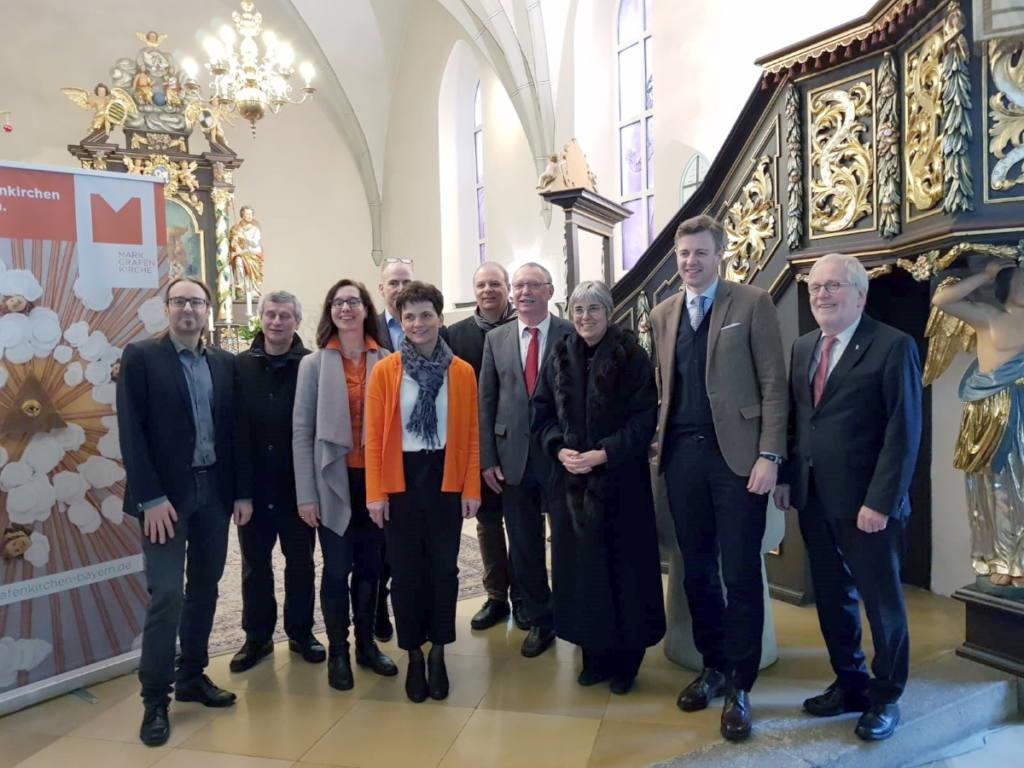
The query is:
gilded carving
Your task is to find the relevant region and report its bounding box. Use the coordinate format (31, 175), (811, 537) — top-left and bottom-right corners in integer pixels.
(941, 2), (974, 213)
(878, 53), (901, 237)
(724, 156), (776, 282)
(785, 85), (804, 250)
(124, 154), (203, 214)
(988, 38), (1024, 192)
(130, 132), (187, 152)
(808, 78), (874, 236)
(904, 31), (944, 215)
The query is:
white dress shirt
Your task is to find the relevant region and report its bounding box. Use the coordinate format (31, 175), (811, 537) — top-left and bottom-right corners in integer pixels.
(400, 369), (448, 450)
(517, 314), (552, 370)
(808, 316), (862, 383)
(384, 309), (404, 351)
(683, 279), (719, 328)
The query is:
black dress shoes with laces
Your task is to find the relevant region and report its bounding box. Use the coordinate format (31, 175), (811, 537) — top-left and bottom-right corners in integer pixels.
(720, 688), (752, 742)
(470, 599), (511, 630)
(174, 675), (237, 707)
(288, 635), (327, 664)
(676, 668), (728, 712)
(855, 702), (900, 741)
(520, 626), (556, 658)
(803, 683), (870, 717)
(139, 704), (170, 747)
(229, 639), (274, 673)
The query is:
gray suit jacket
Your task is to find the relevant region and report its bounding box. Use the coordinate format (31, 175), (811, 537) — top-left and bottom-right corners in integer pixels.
(649, 280), (788, 476)
(292, 346), (388, 536)
(478, 314), (574, 484)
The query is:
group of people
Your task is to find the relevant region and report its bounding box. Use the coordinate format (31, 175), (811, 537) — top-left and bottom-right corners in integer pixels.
(117, 214), (924, 751)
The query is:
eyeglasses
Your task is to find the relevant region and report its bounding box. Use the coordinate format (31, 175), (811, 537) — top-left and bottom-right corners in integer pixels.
(807, 281), (852, 296)
(511, 281), (552, 292)
(167, 297), (209, 309)
(571, 304), (606, 318)
(331, 298), (364, 309)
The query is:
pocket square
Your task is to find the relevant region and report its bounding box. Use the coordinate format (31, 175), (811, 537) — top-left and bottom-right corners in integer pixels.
(721, 322), (743, 330)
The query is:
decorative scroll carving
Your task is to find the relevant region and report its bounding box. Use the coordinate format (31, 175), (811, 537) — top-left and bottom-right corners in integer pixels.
(988, 38), (1024, 192)
(904, 31), (944, 216)
(130, 132), (187, 152)
(724, 156), (776, 282)
(895, 240), (1024, 283)
(124, 154), (202, 214)
(941, 2), (974, 213)
(785, 85), (804, 250)
(809, 78), (874, 236)
(878, 52), (901, 237)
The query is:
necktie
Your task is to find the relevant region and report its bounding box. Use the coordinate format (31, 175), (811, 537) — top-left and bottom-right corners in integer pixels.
(524, 327), (540, 396)
(691, 295), (707, 330)
(812, 335), (837, 407)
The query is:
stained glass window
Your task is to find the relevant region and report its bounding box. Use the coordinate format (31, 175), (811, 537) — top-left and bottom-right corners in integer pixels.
(680, 152), (710, 205)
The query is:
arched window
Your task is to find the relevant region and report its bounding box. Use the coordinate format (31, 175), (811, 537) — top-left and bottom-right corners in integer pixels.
(680, 152), (709, 205)
(617, 0), (653, 271)
(474, 82), (485, 262)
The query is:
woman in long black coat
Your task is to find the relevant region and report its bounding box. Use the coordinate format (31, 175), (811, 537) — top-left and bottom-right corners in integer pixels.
(532, 280), (665, 694)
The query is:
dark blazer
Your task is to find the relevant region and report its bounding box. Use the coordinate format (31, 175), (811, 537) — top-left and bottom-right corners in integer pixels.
(377, 310), (449, 352)
(234, 331), (310, 513)
(478, 314), (574, 484)
(116, 334), (238, 517)
(783, 314), (922, 519)
(447, 312), (517, 377)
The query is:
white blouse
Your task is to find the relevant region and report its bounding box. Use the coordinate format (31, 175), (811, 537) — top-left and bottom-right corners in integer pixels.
(400, 368), (449, 451)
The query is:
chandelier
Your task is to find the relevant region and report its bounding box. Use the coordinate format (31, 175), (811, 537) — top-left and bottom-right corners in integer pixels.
(180, 0), (315, 133)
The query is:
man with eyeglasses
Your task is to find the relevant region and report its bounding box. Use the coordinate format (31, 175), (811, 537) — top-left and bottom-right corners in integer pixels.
(479, 262), (573, 657)
(117, 278), (245, 747)
(774, 253), (921, 742)
(649, 215), (787, 742)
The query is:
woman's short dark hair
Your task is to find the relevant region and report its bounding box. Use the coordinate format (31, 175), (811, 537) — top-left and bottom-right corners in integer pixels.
(316, 279), (381, 349)
(395, 281), (444, 316)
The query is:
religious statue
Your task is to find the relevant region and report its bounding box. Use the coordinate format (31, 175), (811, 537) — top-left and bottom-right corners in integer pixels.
(535, 139), (598, 195)
(229, 206), (264, 299)
(536, 154), (564, 192)
(929, 254), (1024, 591)
(61, 83), (138, 141)
(635, 291), (654, 358)
(132, 70), (155, 105)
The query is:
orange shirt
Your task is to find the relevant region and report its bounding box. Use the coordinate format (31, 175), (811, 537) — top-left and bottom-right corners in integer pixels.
(326, 334), (380, 469)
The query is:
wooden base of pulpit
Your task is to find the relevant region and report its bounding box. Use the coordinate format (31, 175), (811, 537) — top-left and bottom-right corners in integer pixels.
(953, 583), (1024, 677)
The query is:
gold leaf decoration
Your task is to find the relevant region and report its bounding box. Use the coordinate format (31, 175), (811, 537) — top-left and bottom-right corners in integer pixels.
(988, 37), (1024, 191)
(785, 85), (804, 250)
(809, 79), (874, 235)
(904, 30), (945, 213)
(724, 156), (776, 282)
(878, 52), (901, 237)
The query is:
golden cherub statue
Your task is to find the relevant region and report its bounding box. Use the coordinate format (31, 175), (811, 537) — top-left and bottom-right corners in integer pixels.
(61, 83), (138, 141)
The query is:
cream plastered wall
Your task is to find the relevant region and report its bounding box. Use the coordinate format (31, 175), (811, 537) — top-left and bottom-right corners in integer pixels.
(0, 0), (374, 345)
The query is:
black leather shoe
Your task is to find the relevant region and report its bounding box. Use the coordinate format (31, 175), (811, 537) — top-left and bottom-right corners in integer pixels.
(577, 667), (612, 687)
(721, 688), (752, 742)
(855, 702), (900, 741)
(406, 649), (428, 703)
(139, 703), (170, 747)
(375, 599), (394, 643)
(610, 675), (636, 695)
(677, 668), (728, 712)
(471, 599), (511, 630)
(803, 682), (870, 717)
(521, 626), (556, 658)
(355, 640), (399, 677)
(328, 652), (354, 691)
(427, 646), (449, 700)
(288, 635), (327, 664)
(174, 675), (237, 707)
(512, 601), (530, 631)
(229, 639), (274, 673)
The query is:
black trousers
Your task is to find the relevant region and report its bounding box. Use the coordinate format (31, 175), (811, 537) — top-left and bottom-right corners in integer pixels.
(318, 468), (385, 654)
(476, 482), (518, 603)
(139, 469), (229, 707)
(799, 478), (909, 704)
(582, 647), (646, 679)
(385, 451), (463, 650)
(502, 447), (553, 631)
(238, 501), (316, 644)
(664, 432), (767, 691)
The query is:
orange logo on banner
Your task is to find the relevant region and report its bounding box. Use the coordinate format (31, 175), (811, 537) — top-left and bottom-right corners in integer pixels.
(90, 195), (143, 245)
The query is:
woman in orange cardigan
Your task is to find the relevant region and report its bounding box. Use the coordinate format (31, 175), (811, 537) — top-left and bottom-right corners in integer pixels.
(365, 281), (481, 703)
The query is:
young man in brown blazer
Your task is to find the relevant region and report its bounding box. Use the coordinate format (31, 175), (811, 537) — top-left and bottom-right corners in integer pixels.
(650, 215), (788, 741)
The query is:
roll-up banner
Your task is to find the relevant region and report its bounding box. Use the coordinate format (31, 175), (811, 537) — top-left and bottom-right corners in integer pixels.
(0, 161), (167, 715)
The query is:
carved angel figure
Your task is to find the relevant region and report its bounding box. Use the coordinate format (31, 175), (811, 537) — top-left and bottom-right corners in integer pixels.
(536, 154), (562, 192)
(61, 83), (138, 141)
(929, 256), (1024, 590)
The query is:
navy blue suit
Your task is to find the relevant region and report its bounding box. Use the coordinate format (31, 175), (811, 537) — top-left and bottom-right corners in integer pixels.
(783, 314), (922, 704)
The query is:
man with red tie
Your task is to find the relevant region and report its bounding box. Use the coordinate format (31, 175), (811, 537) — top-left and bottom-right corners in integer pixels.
(775, 253), (922, 742)
(478, 262), (573, 657)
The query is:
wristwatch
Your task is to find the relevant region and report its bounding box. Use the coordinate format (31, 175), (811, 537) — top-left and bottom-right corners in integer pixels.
(759, 452), (784, 465)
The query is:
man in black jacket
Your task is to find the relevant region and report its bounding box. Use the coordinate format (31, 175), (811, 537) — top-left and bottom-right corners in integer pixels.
(230, 290), (326, 673)
(117, 278), (246, 747)
(446, 262), (522, 630)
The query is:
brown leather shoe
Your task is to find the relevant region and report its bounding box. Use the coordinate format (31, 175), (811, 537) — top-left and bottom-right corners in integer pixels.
(677, 668), (727, 712)
(720, 688), (752, 741)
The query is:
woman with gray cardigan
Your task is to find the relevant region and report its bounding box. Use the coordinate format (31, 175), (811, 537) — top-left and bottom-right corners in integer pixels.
(293, 279), (398, 690)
